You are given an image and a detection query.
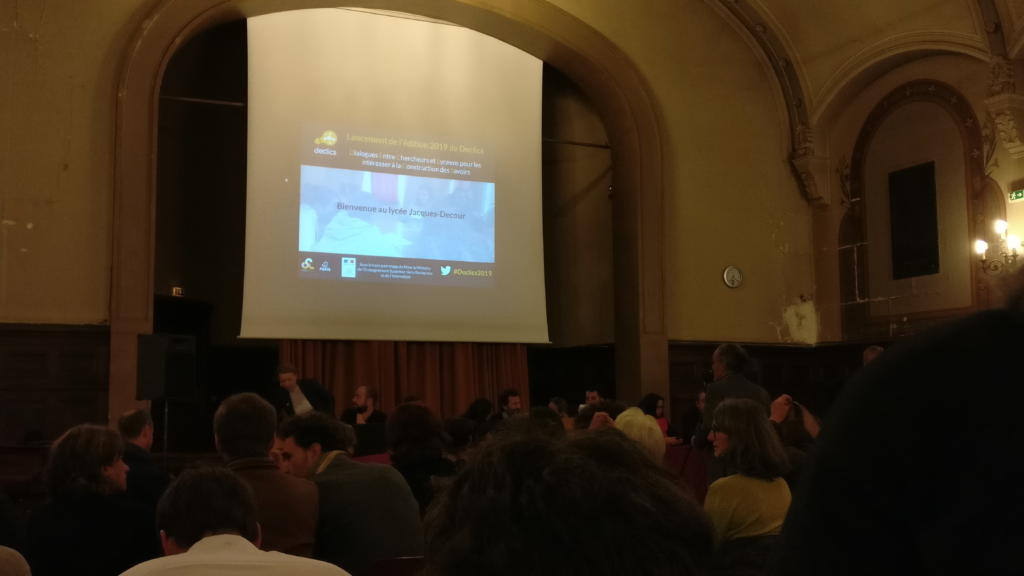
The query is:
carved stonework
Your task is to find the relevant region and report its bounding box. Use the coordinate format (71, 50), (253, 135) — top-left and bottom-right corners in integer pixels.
(988, 56), (1015, 98)
(985, 93), (1024, 158)
(793, 124), (815, 158)
(792, 155), (829, 207)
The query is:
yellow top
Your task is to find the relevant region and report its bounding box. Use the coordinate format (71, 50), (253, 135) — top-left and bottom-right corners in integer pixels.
(703, 474), (791, 544)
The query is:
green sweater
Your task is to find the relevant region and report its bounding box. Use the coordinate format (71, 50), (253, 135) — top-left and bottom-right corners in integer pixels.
(704, 474), (791, 544)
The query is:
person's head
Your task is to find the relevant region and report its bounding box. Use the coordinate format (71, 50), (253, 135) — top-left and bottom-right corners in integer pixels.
(548, 397), (568, 418)
(276, 412), (352, 478)
(388, 403), (447, 463)
(403, 395), (423, 405)
(117, 409), (154, 451)
(157, 467), (260, 556)
(775, 401), (816, 453)
(528, 406), (566, 436)
(697, 391), (706, 413)
(709, 399), (789, 481)
(497, 389), (521, 415)
(423, 431), (714, 576)
(214, 393), (276, 462)
(277, 363), (299, 392)
(443, 417), (476, 457)
(614, 407), (667, 464)
(46, 424), (127, 496)
(585, 388), (602, 406)
(863, 345), (884, 365)
(462, 398), (493, 423)
(353, 385), (379, 413)
(713, 344), (750, 380)
(637, 393), (665, 419)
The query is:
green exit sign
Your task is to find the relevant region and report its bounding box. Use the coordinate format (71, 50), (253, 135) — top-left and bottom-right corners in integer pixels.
(1011, 190), (1024, 203)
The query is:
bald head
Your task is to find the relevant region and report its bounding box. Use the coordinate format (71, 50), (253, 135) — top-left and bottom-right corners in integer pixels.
(863, 346), (884, 366)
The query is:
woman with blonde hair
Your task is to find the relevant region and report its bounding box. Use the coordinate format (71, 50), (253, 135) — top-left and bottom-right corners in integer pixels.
(704, 398), (791, 544)
(614, 407), (666, 464)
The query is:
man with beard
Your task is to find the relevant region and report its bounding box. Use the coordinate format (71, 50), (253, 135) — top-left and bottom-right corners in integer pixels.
(340, 386), (388, 425)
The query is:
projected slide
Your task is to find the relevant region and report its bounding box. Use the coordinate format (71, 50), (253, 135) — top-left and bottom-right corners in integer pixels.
(297, 126), (495, 287)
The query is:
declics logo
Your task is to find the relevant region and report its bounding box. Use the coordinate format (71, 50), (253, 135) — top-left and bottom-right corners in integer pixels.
(315, 130), (338, 146)
(301, 258), (314, 270)
(441, 266), (451, 276)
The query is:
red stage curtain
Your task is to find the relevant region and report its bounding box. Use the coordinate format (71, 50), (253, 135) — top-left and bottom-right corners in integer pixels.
(279, 340), (530, 418)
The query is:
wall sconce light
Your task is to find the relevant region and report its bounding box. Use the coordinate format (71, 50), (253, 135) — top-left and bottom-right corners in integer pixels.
(977, 220), (1019, 276)
(172, 287), (184, 297)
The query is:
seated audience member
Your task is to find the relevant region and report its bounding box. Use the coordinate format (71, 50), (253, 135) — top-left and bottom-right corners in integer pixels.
(614, 408), (666, 464)
(277, 412), (422, 576)
(0, 546), (29, 576)
(585, 387), (604, 407)
(442, 416), (476, 466)
(703, 399), (791, 544)
(548, 397), (574, 430)
(273, 363), (336, 419)
(488, 388), (522, 423)
(772, 293), (1024, 575)
(422, 429), (715, 576)
(388, 404), (457, 515)
(527, 406), (567, 437)
(215, 393), (319, 557)
(26, 424), (159, 576)
(461, 398), (493, 426)
(120, 468), (344, 576)
(638, 393), (682, 446)
(341, 386), (388, 425)
(116, 409), (169, 509)
(768, 395), (818, 492)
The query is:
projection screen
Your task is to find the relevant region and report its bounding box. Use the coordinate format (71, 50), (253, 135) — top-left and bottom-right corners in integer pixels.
(241, 9), (548, 343)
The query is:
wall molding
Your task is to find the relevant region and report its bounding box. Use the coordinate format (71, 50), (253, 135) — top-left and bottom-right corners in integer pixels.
(838, 80), (993, 340)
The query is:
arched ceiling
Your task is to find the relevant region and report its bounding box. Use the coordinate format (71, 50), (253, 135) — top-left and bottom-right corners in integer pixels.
(995, 0), (1024, 57)
(746, 0), (990, 124)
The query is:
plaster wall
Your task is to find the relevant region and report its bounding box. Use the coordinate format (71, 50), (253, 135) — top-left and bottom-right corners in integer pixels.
(817, 54), (1024, 341)
(2, 0), (815, 345)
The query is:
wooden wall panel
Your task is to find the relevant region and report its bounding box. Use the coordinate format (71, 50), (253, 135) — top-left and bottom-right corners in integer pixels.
(0, 325), (110, 444)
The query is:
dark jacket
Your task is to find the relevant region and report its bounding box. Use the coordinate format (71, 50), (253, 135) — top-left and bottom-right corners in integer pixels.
(225, 457), (320, 558)
(25, 493), (159, 576)
(771, 308), (1024, 576)
(310, 451), (423, 576)
(273, 379), (336, 419)
(694, 372), (771, 448)
(340, 408), (388, 425)
(120, 442), (169, 509)
(391, 456), (457, 516)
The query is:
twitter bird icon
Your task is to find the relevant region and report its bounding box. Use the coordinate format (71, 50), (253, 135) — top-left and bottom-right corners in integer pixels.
(441, 266), (451, 276)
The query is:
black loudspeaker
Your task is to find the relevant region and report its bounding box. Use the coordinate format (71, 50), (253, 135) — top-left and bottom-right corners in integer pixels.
(136, 334), (197, 400)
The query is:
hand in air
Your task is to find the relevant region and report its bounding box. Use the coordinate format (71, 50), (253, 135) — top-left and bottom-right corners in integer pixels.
(589, 412), (615, 430)
(770, 394), (793, 424)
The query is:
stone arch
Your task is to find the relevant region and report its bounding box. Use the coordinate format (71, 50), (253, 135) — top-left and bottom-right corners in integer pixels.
(837, 80), (992, 340)
(109, 0), (669, 419)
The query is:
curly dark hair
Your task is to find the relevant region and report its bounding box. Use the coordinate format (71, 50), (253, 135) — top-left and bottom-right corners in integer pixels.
(712, 398), (789, 481)
(462, 398), (493, 424)
(637, 393), (664, 418)
(46, 424), (124, 496)
(388, 403), (447, 463)
(277, 411), (351, 453)
(423, 430), (714, 576)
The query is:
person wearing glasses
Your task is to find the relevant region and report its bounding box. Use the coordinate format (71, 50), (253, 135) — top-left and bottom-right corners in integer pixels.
(703, 398), (791, 545)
